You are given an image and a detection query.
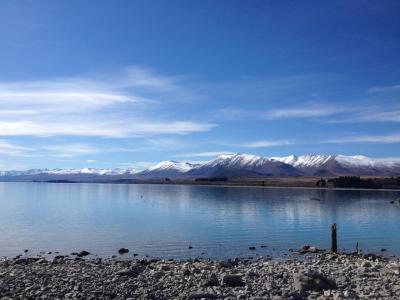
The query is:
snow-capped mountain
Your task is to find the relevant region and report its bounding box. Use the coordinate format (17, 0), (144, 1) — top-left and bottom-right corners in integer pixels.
(0, 153), (399, 181)
(187, 153), (303, 178)
(271, 154), (400, 176)
(0, 167), (138, 177)
(271, 154), (333, 168)
(139, 161), (200, 178)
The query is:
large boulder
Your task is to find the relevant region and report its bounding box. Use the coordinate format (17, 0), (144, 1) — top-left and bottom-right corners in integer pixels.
(203, 273), (219, 287)
(118, 248), (129, 255)
(116, 265), (145, 277)
(386, 262), (400, 275)
(221, 274), (245, 287)
(293, 271), (336, 292)
(76, 250), (90, 257)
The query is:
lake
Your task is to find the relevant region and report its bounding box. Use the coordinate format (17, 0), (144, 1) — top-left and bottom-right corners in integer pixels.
(0, 182), (399, 259)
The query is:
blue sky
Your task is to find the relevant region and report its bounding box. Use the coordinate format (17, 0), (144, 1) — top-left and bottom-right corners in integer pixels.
(0, 0), (399, 170)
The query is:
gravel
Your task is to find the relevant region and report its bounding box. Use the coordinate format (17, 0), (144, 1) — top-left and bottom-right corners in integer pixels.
(0, 253), (399, 299)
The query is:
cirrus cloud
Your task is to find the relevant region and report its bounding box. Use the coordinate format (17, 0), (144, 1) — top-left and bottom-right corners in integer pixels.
(0, 67), (216, 138)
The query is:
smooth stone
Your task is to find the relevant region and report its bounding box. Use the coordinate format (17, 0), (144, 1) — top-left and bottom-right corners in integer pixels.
(204, 273), (219, 287)
(118, 248), (129, 255)
(221, 274), (245, 287)
(76, 251), (90, 257)
(160, 265), (171, 271)
(361, 261), (372, 268)
(293, 271), (336, 292)
(116, 265), (144, 277)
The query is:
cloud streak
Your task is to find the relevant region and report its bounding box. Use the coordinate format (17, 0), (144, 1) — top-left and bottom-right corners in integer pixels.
(218, 102), (400, 124)
(243, 140), (291, 148)
(264, 106), (344, 119)
(176, 151), (235, 158)
(0, 120), (215, 137)
(324, 133), (400, 144)
(0, 140), (33, 156)
(0, 67), (215, 138)
(329, 106), (400, 123)
(367, 84), (400, 93)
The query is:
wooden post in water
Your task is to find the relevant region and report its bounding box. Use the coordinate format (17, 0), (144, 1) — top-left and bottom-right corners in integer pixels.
(331, 223), (337, 253)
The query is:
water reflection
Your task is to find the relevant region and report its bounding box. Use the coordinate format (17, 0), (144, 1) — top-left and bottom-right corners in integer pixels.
(0, 182), (399, 258)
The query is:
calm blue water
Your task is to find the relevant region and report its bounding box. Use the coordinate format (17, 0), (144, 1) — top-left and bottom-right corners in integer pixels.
(0, 182), (399, 259)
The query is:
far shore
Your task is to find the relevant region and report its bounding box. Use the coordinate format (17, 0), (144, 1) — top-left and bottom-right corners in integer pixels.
(1, 176), (400, 191)
(110, 178), (400, 192)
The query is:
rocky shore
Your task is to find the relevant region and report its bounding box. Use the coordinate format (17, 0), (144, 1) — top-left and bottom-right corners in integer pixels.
(0, 252), (399, 299)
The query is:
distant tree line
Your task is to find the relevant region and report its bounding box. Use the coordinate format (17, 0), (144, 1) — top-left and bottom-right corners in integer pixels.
(316, 178), (327, 187)
(195, 177), (228, 182)
(327, 176), (400, 189)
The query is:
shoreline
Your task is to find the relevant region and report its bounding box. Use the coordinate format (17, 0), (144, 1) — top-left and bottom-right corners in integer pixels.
(2, 179), (400, 192)
(118, 181), (400, 192)
(1, 252), (399, 299)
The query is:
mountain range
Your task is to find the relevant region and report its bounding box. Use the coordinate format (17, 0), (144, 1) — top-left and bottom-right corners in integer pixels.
(1, 154), (399, 182)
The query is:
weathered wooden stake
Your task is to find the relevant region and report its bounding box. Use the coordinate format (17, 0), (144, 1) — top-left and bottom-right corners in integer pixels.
(331, 223), (337, 253)
(356, 241), (359, 253)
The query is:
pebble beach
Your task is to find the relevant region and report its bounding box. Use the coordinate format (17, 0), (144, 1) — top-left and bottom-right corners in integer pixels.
(1, 252), (399, 299)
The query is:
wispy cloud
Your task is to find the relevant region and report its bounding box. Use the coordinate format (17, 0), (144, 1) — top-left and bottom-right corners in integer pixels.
(218, 102), (400, 124)
(213, 108), (260, 122)
(0, 67), (215, 138)
(145, 138), (186, 149)
(42, 144), (101, 157)
(176, 151), (235, 158)
(123, 66), (181, 90)
(324, 133), (400, 144)
(264, 106), (344, 119)
(0, 120), (215, 138)
(367, 84), (400, 93)
(0, 110), (39, 116)
(243, 140), (291, 148)
(329, 106), (400, 123)
(214, 105), (343, 122)
(40, 143), (144, 157)
(228, 133), (400, 149)
(0, 140), (33, 156)
(0, 161), (26, 171)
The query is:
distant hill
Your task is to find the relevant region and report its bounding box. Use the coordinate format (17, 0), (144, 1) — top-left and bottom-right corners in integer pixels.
(1, 153), (399, 182)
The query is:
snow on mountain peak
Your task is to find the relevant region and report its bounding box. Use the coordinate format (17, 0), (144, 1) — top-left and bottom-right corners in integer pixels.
(271, 154), (334, 168)
(335, 155), (400, 168)
(270, 155), (297, 165)
(271, 154), (400, 169)
(208, 153), (265, 168)
(335, 155), (374, 167)
(147, 161), (197, 173)
(1, 153), (400, 178)
(0, 167), (139, 177)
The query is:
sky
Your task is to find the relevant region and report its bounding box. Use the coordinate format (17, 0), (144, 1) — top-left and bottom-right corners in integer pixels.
(0, 0), (399, 170)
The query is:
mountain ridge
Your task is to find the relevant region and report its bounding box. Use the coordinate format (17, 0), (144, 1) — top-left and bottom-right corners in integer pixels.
(1, 153), (400, 180)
